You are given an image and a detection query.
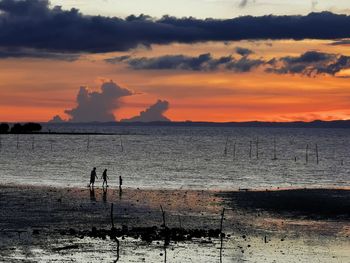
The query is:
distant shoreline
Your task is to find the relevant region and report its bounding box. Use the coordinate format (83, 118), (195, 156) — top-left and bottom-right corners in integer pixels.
(44, 119), (350, 128)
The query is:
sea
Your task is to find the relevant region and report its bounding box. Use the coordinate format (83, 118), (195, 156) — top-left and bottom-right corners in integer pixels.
(0, 124), (349, 190)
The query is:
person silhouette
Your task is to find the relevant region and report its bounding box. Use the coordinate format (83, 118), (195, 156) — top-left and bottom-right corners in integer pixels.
(89, 167), (98, 188)
(102, 169), (109, 188)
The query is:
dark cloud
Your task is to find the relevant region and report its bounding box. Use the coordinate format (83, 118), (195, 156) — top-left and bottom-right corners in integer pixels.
(1, 1), (350, 54)
(107, 50), (350, 76)
(121, 100), (170, 122)
(106, 53), (264, 72)
(65, 81), (132, 122)
(0, 47), (79, 60)
(226, 56), (264, 72)
(235, 47), (254, 56)
(329, 39), (350, 46)
(268, 51), (350, 76)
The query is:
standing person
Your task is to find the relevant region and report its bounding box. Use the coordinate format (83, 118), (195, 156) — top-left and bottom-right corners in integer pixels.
(89, 167), (98, 188)
(102, 169), (109, 188)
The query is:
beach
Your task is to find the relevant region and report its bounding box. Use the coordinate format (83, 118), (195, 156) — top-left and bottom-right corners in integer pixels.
(1, 184), (349, 262)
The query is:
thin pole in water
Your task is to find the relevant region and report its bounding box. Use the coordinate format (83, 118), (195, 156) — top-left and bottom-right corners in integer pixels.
(233, 141), (236, 160)
(16, 134), (19, 150)
(224, 136), (228, 156)
(272, 137), (277, 160)
(249, 141), (252, 159)
(119, 135), (124, 152)
(305, 144), (309, 164)
(315, 144), (319, 164)
(31, 136), (34, 151)
(256, 137), (259, 159)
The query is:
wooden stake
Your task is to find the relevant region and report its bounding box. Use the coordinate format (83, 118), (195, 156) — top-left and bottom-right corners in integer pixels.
(178, 215), (182, 229)
(224, 136), (228, 156)
(160, 205), (166, 228)
(111, 203), (114, 228)
(119, 135), (124, 152)
(220, 208), (225, 263)
(272, 137), (277, 160)
(256, 137), (259, 159)
(249, 141), (252, 159)
(305, 144), (309, 164)
(233, 142), (236, 160)
(315, 144), (319, 164)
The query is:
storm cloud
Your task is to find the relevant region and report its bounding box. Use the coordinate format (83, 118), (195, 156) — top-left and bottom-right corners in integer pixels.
(2, 1), (350, 54)
(121, 100), (170, 122)
(64, 81), (132, 122)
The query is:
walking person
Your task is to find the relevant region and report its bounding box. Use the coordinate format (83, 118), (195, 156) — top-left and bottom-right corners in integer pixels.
(102, 169), (109, 188)
(89, 167), (98, 188)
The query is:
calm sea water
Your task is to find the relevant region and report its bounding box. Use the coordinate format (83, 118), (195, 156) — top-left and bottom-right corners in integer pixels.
(0, 124), (349, 190)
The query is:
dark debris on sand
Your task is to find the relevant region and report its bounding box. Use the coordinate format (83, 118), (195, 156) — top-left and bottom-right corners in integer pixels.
(59, 225), (222, 244)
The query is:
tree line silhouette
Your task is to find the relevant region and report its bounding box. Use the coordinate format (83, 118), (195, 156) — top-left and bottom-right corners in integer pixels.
(0, 122), (42, 134)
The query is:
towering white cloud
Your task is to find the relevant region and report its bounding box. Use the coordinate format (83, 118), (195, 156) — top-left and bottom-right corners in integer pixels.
(64, 81), (132, 122)
(121, 100), (170, 122)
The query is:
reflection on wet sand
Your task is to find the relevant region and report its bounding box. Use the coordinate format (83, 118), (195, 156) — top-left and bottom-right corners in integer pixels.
(89, 187), (96, 202)
(102, 187), (107, 203)
(0, 185), (349, 262)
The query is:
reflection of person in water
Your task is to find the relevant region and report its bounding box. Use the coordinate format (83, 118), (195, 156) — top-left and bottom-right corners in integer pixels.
(90, 187), (96, 202)
(89, 167), (98, 188)
(102, 169), (109, 188)
(102, 187), (107, 203)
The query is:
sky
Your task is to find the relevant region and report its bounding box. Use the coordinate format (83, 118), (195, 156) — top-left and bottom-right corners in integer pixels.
(0, 0), (350, 122)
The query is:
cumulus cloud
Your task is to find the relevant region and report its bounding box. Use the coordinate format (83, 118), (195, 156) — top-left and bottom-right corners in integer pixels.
(106, 53), (264, 72)
(65, 81), (132, 122)
(1, 1), (350, 54)
(48, 115), (65, 123)
(121, 100), (170, 122)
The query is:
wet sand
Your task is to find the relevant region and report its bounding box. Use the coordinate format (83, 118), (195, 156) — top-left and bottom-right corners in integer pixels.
(0, 184), (349, 262)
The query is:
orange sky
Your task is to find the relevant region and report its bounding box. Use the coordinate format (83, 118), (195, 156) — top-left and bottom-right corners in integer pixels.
(0, 40), (350, 122)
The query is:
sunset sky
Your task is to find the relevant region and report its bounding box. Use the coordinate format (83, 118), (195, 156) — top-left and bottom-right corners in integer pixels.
(1, 0), (350, 122)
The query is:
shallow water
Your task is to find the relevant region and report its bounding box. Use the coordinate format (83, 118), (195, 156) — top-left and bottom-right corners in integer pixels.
(0, 125), (349, 189)
(2, 232), (349, 262)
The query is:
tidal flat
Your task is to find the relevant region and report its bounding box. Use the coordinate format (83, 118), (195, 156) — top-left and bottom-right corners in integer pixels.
(0, 184), (349, 262)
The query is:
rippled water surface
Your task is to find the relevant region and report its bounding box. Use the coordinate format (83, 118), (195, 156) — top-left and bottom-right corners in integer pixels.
(0, 125), (349, 189)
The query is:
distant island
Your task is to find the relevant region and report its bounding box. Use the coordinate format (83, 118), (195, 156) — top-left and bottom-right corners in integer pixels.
(0, 122), (42, 134)
(45, 119), (350, 128)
